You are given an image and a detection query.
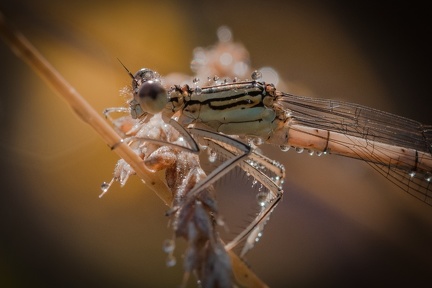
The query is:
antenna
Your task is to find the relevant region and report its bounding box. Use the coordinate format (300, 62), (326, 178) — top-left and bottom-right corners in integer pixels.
(116, 58), (134, 79)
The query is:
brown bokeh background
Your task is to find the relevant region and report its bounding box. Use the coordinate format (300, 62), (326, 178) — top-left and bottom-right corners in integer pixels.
(1, 1), (431, 287)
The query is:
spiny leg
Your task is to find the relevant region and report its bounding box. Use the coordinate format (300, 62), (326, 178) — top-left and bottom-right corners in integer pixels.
(203, 137), (285, 254)
(183, 128), (285, 255)
(177, 128), (253, 207)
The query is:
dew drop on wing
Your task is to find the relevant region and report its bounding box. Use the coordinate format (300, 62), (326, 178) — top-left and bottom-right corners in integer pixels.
(279, 145), (290, 152)
(295, 147), (304, 153)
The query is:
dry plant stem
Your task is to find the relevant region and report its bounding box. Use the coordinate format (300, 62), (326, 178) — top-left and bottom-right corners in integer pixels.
(0, 13), (267, 288)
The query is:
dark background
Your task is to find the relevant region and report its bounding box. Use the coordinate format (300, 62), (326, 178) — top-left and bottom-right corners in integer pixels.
(0, 1), (431, 287)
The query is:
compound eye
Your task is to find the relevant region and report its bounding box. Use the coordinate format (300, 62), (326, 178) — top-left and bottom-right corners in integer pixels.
(135, 80), (167, 114)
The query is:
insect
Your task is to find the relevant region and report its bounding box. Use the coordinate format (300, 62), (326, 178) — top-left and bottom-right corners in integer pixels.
(123, 66), (432, 207)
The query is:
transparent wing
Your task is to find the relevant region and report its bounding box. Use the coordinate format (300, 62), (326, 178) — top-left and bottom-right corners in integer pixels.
(278, 92), (432, 205)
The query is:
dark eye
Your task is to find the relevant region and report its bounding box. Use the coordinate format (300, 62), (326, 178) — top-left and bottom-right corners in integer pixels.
(138, 81), (165, 100)
(134, 80), (167, 114)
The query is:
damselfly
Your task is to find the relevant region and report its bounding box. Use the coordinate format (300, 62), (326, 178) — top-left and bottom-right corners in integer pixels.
(126, 67), (432, 210)
(99, 62), (432, 282)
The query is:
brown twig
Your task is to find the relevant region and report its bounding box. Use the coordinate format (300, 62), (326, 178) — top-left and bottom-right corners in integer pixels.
(0, 12), (267, 288)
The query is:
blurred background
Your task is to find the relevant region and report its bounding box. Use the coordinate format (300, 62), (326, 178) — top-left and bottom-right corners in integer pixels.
(0, 0), (431, 287)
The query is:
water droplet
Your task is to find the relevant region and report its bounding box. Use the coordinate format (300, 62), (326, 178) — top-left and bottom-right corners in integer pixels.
(295, 147), (304, 153)
(256, 192), (267, 206)
(192, 77), (200, 84)
(194, 87), (202, 95)
(251, 179), (258, 189)
(233, 77), (238, 82)
(308, 150), (314, 156)
(253, 138), (264, 146)
(100, 182), (110, 193)
(409, 171), (416, 178)
(425, 174), (432, 182)
(166, 254), (176, 267)
(162, 239), (175, 253)
(280, 145), (290, 152)
(316, 151), (323, 156)
(99, 179), (115, 198)
(208, 150), (217, 162)
(213, 75), (220, 82)
(251, 70), (262, 80)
